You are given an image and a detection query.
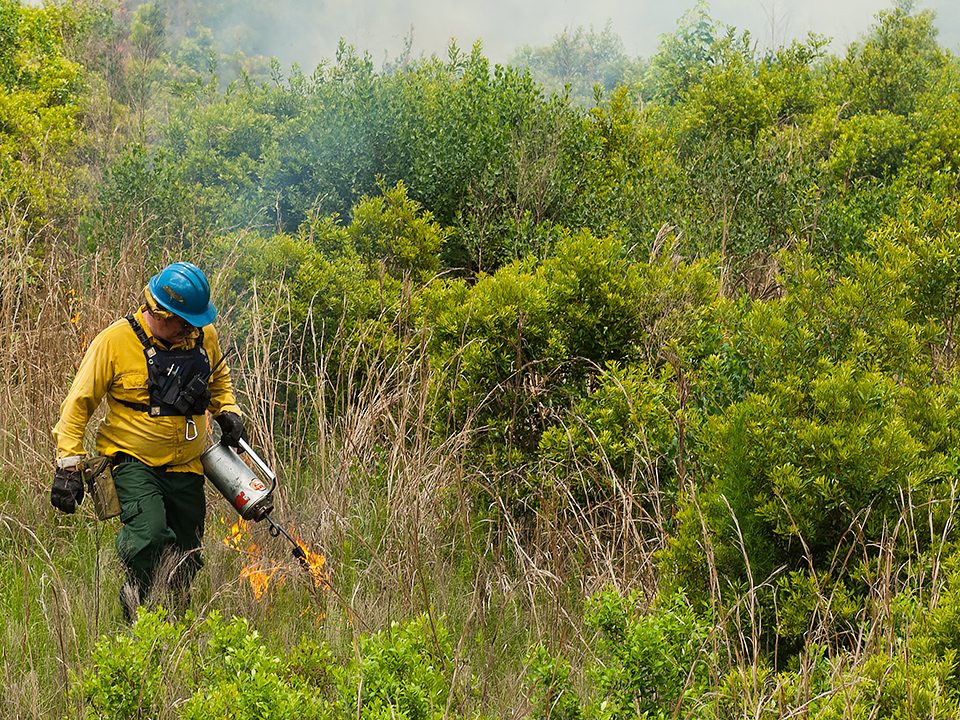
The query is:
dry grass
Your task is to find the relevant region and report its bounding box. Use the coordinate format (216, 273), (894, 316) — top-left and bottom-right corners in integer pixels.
(3, 209), (959, 719)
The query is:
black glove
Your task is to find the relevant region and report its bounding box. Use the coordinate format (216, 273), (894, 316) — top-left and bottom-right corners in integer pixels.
(51, 466), (84, 514)
(215, 411), (248, 448)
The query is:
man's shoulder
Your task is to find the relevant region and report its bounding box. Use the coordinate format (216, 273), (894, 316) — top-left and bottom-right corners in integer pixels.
(104, 314), (137, 334)
(93, 315), (139, 345)
(202, 323), (220, 340)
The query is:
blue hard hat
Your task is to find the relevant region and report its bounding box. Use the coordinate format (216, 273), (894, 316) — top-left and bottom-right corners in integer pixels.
(148, 262), (218, 327)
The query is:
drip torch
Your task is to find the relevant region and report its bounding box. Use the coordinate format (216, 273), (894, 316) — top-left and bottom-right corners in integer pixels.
(201, 438), (309, 568)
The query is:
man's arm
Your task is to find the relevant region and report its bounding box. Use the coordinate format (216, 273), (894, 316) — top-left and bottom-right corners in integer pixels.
(52, 330), (114, 462)
(204, 325), (241, 417)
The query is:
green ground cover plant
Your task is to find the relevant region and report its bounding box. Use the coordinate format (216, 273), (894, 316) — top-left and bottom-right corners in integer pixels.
(2, 1), (960, 717)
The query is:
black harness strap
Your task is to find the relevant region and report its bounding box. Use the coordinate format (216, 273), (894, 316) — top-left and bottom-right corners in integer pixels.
(114, 314), (159, 413)
(116, 313), (209, 416)
(115, 397), (153, 413)
(125, 313), (155, 354)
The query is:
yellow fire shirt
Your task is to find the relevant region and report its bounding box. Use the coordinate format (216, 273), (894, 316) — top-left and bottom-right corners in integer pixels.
(53, 307), (241, 474)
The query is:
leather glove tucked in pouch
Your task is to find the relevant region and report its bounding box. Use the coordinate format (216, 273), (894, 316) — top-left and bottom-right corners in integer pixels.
(215, 411), (248, 448)
(51, 466), (84, 514)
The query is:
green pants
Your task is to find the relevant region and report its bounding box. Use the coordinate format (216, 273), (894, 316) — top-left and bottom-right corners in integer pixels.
(112, 458), (206, 604)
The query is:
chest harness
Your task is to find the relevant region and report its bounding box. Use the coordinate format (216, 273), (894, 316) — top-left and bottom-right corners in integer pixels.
(116, 314), (213, 440)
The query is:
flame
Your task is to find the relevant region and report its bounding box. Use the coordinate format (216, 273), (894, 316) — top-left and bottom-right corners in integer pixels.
(223, 518), (249, 552)
(220, 516), (328, 602)
(240, 561), (284, 600)
(291, 531), (330, 592)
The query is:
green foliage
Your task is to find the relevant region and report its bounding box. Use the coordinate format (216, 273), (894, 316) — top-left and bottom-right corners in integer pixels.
(827, 111), (913, 185)
(538, 362), (679, 492)
(348, 180), (448, 280)
(79, 608), (459, 720)
(510, 25), (643, 106)
(664, 239), (960, 645)
(418, 255), (551, 456)
(525, 646), (583, 720)
(829, 6), (946, 117)
(211, 184), (441, 345)
(584, 589), (712, 720)
(82, 144), (190, 253)
(644, 1), (719, 104)
(0, 0), (85, 224)
(875, 194), (960, 353)
(80, 608), (182, 718)
(80, 609), (331, 719)
(179, 613), (329, 720)
(333, 615), (453, 720)
(571, 88), (686, 242)
(134, 40), (590, 273)
(420, 229), (721, 466)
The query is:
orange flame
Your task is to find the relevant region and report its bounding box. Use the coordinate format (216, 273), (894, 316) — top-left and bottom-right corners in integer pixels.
(223, 518), (249, 552)
(291, 531), (330, 592)
(240, 561), (284, 600)
(220, 516), (328, 602)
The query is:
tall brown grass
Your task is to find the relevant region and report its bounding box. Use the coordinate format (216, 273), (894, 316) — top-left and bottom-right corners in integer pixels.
(4, 208), (960, 719)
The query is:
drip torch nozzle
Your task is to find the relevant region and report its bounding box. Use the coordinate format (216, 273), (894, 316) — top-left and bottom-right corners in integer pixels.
(266, 513), (310, 570)
(291, 544), (308, 566)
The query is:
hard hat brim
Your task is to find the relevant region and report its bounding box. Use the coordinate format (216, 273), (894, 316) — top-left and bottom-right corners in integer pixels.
(148, 275), (218, 327)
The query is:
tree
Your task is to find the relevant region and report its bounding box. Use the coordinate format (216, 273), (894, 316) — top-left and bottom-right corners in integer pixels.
(510, 24), (643, 106)
(644, 0), (719, 103)
(0, 0), (85, 228)
(829, 5), (945, 116)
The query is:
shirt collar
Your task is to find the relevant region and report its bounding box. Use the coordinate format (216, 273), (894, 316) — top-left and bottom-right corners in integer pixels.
(133, 306), (200, 349)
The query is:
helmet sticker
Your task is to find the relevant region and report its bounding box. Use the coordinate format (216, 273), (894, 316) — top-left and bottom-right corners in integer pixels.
(163, 285), (185, 304)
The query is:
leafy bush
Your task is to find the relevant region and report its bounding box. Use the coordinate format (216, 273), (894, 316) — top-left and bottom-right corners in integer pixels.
(525, 646), (583, 720)
(79, 609), (460, 720)
(583, 589), (712, 720)
(179, 613), (330, 720)
(332, 615), (454, 720)
(663, 238), (960, 650)
(347, 180), (448, 281)
(0, 0), (85, 225)
(80, 609), (330, 719)
(80, 608), (184, 719)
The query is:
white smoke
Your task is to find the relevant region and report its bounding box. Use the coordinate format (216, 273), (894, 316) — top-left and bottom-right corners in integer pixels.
(229, 0), (957, 72)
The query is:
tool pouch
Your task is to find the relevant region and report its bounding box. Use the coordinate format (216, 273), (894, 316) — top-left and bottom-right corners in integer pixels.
(81, 456), (121, 521)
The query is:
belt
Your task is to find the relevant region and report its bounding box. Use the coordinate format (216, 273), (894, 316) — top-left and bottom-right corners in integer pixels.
(113, 452), (170, 472)
(112, 452), (168, 470)
(113, 452), (142, 465)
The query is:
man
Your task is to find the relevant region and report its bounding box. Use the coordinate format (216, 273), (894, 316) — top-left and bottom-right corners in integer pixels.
(51, 261), (247, 618)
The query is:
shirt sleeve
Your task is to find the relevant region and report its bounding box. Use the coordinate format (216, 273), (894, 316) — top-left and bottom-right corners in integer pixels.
(204, 325), (241, 417)
(52, 329), (115, 459)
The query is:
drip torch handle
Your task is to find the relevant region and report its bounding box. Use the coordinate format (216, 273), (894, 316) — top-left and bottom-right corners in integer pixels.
(237, 438), (277, 482)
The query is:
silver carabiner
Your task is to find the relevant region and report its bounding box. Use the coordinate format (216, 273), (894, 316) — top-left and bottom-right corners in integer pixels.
(185, 418), (198, 441)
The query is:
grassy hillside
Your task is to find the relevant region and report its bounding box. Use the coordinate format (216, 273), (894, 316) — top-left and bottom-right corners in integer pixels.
(2, 1), (960, 717)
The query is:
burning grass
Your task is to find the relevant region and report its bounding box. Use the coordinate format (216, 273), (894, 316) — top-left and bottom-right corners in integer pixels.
(221, 517), (329, 601)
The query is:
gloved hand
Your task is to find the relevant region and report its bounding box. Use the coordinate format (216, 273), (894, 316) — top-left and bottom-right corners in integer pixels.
(215, 411), (248, 448)
(51, 466), (84, 514)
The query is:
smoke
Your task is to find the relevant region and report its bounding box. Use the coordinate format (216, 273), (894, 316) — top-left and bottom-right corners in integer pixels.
(125, 0), (960, 71)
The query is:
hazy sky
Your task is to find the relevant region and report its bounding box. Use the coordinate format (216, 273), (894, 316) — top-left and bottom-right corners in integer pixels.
(261, 0), (960, 69)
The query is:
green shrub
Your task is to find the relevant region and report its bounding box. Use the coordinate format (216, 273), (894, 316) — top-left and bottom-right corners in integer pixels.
(79, 609), (332, 720)
(80, 608), (184, 719)
(0, 0), (85, 226)
(333, 615), (454, 720)
(584, 589), (712, 720)
(525, 646), (583, 720)
(538, 361), (680, 506)
(347, 180), (448, 281)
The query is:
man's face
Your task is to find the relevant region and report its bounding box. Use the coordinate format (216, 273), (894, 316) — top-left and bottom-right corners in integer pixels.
(148, 310), (195, 343)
